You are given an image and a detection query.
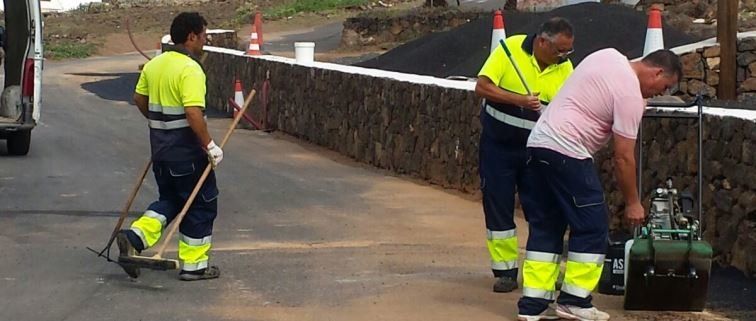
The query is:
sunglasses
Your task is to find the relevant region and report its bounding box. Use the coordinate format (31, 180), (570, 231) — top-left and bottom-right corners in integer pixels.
(556, 48), (574, 58)
(544, 38), (574, 58)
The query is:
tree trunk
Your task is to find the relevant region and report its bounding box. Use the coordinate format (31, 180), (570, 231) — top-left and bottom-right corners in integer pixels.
(424, 0), (449, 7)
(504, 0), (517, 10)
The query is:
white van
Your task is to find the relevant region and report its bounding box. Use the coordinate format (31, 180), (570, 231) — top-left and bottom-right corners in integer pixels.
(0, 0), (43, 155)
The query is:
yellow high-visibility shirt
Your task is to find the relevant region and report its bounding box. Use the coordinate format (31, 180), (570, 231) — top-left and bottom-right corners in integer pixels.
(135, 51), (206, 110)
(478, 34), (573, 104)
(135, 50), (207, 162)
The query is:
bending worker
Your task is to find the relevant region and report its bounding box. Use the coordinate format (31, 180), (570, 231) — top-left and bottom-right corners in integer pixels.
(474, 17), (575, 293)
(516, 49), (681, 321)
(117, 12), (223, 281)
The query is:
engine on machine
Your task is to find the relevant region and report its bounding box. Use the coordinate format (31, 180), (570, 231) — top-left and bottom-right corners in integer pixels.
(646, 178), (700, 240)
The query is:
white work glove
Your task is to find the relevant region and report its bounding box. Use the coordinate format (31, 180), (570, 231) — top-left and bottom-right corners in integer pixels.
(206, 140), (223, 168)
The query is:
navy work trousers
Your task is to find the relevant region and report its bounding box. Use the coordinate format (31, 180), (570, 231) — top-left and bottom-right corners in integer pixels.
(479, 115), (538, 279)
(518, 147), (609, 315)
(147, 159), (219, 241)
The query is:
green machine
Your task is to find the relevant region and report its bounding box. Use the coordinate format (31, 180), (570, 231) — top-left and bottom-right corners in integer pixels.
(624, 97), (713, 311)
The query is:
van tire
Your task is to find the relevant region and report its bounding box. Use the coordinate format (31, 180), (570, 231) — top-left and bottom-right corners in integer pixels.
(7, 129), (31, 155)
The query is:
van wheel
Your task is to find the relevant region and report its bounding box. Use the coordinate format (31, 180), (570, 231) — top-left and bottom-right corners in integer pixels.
(7, 130), (31, 155)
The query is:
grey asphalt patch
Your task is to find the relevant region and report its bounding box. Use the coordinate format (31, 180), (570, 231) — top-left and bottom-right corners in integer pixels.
(72, 72), (139, 104)
(263, 22), (343, 54)
(0, 210), (134, 217)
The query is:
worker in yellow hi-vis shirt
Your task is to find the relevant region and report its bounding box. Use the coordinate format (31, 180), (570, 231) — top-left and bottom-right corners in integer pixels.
(116, 12), (223, 281)
(474, 17), (574, 298)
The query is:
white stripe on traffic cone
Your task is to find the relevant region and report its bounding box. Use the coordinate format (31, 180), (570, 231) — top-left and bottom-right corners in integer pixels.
(233, 79), (244, 118)
(490, 10), (506, 54)
(642, 8), (664, 57)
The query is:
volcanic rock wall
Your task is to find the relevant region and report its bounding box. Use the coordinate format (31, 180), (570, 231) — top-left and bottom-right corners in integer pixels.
(675, 37), (756, 104)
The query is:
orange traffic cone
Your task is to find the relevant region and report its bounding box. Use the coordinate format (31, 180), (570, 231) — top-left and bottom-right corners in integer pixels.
(233, 79), (244, 118)
(490, 10), (506, 54)
(247, 13), (263, 55)
(642, 7), (664, 57)
(255, 12), (264, 51)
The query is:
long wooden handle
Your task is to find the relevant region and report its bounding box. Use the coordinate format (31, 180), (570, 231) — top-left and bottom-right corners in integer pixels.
(153, 90), (256, 258)
(100, 160), (152, 256)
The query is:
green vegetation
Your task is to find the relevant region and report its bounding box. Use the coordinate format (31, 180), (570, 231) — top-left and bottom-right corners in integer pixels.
(234, 5), (255, 25)
(45, 40), (97, 59)
(264, 0), (369, 20)
(68, 2), (111, 14)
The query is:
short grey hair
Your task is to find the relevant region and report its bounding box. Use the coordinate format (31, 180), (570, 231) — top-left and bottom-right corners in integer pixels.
(538, 17), (574, 40)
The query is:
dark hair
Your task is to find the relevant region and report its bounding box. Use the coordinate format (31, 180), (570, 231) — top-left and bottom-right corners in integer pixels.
(539, 17), (574, 39)
(170, 12), (208, 45)
(642, 49), (683, 79)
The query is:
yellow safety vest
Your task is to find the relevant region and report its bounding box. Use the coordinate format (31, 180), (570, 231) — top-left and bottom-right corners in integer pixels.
(478, 34), (573, 131)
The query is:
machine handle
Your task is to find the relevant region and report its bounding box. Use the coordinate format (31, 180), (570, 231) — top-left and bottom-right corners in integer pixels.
(646, 95), (702, 108)
(649, 229), (695, 234)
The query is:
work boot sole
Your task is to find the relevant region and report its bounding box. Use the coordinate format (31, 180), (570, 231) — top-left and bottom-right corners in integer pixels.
(179, 266), (220, 281)
(517, 316), (561, 321)
(556, 309), (587, 321)
(555, 305), (609, 321)
(116, 231), (141, 279)
(493, 277), (518, 293)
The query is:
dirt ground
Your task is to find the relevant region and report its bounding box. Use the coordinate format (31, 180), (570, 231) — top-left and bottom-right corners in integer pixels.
(41, 0), (420, 59)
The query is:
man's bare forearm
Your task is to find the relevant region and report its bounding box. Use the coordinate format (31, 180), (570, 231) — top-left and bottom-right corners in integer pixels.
(613, 144), (640, 205)
(185, 107), (212, 147)
(475, 77), (524, 106)
(133, 93), (149, 118)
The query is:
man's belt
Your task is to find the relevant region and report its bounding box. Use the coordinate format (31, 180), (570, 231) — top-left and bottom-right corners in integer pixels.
(485, 104), (537, 130)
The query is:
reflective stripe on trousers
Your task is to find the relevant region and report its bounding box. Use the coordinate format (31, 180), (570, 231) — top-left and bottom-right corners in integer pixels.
(130, 210), (168, 248)
(487, 229), (518, 271)
(521, 251), (561, 300)
(562, 252), (604, 298)
(179, 233), (212, 271)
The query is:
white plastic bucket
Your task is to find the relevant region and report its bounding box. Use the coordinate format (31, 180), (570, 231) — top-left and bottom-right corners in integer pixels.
(294, 42), (315, 65)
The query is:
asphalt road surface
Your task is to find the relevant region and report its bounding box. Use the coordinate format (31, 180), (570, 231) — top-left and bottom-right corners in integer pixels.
(263, 22), (344, 54)
(0, 54), (751, 321)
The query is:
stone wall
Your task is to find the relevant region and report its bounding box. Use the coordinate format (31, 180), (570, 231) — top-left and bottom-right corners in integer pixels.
(205, 30), (238, 50)
(342, 9), (484, 48)
(204, 52), (484, 193)
(202, 49), (755, 276)
(675, 37), (756, 104)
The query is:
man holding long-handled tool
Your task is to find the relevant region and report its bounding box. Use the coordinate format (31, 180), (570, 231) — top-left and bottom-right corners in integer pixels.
(116, 12), (225, 281)
(474, 17), (575, 295)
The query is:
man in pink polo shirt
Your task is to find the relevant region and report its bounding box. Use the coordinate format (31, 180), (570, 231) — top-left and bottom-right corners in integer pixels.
(516, 49), (681, 321)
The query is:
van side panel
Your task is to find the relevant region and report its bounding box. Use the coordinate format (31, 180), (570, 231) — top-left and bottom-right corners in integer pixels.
(3, 0), (31, 88)
(31, 0), (43, 121)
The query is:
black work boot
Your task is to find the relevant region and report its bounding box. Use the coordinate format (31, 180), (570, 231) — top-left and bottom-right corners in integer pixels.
(179, 266), (221, 281)
(493, 276), (518, 293)
(116, 230), (142, 279)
